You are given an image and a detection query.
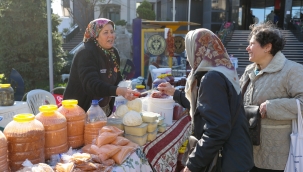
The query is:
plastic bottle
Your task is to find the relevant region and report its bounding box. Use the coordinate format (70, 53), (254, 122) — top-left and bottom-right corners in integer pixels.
(0, 84), (14, 106)
(57, 100), (86, 148)
(35, 105), (68, 160)
(152, 75), (167, 89)
(3, 114), (45, 171)
(0, 131), (8, 171)
(84, 100), (107, 145)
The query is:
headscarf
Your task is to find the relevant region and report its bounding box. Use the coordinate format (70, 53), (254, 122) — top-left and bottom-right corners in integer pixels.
(184, 28), (241, 118)
(83, 18), (115, 42)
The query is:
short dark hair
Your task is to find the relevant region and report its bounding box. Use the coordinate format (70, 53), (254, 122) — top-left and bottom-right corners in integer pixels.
(248, 22), (285, 55)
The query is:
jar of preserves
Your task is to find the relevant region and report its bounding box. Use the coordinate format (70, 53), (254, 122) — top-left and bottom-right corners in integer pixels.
(152, 75), (166, 89)
(35, 105), (68, 160)
(166, 73), (175, 85)
(57, 99), (86, 148)
(0, 131), (8, 172)
(4, 114), (45, 171)
(0, 84), (14, 106)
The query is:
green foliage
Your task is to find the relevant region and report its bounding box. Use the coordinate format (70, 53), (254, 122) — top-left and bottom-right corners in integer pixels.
(115, 19), (127, 26)
(0, 0), (66, 92)
(136, 0), (156, 20)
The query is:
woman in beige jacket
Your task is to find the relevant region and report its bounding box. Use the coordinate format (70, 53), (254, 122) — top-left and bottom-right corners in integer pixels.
(240, 22), (303, 171)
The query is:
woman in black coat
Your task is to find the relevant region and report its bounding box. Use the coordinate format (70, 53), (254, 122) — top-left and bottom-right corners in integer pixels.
(63, 18), (139, 115)
(158, 28), (254, 172)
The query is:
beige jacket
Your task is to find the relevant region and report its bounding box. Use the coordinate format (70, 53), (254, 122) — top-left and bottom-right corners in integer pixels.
(240, 51), (303, 170)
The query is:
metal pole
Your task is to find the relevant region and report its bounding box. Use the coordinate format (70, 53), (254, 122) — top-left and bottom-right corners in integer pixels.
(188, 0), (191, 30)
(47, 0), (54, 91)
(173, 0), (175, 21)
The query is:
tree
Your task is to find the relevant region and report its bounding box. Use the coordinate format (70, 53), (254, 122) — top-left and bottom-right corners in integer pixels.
(65, 0), (112, 31)
(136, 0), (156, 20)
(0, 0), (65, 91)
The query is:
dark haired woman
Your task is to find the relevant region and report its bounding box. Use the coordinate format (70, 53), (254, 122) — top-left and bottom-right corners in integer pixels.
(241, 22), (303, 171)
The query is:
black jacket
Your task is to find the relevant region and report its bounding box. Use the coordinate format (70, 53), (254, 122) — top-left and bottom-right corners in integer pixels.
(63, 41), (122, 113)
(174, 71), (254, 172)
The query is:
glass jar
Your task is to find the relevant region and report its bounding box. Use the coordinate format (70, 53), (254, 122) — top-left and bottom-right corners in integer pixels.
(134, 85), (146, 93)
(152, 75), (167, 89)
(57, 100), (86, 148)
(0, 84), (14, 106)
(166, 73), (175, 85)
(35, 105), (68, 160)
(0, 131), (8, 172)
(4, 114), (45, 171)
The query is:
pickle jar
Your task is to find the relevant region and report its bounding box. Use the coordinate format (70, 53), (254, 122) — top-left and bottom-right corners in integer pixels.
(0, 84), (14, 106)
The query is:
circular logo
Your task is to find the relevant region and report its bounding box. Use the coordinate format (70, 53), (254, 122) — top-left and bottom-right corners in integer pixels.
(146, 35), (166, 56)
(174, 36), (185, 54)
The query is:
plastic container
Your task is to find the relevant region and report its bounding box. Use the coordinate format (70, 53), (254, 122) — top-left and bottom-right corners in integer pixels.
(114, 96), (128, 109)
(147, 96), (175, 125)
(57, 100), (86, 148)
(151, 68), (172, 81)
(35, 105), (68, 160)
(166, 73), (175, 85)
(107, 118), (124, 130)
(124, 133), (147, 146)
(0, 131), (8, 172)
(152, 75), (167, 89)
(3, 114), (45, 171)
(0, 84), (14, 106)
(84, 100), (107, 145)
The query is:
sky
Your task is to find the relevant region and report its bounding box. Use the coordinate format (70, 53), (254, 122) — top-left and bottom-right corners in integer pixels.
(51, 0), (62, 16)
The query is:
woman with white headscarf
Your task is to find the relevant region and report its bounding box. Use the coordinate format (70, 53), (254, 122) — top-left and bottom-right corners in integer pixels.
(158, 28), (253, 171)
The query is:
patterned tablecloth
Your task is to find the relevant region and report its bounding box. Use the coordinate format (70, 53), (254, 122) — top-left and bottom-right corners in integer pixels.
(143, 115), (192, 172)
(112, 115), (191, 172)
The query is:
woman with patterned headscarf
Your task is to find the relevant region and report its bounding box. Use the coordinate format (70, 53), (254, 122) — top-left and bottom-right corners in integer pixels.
(63, 18), (139, 115)
(158, 28), (253, 171)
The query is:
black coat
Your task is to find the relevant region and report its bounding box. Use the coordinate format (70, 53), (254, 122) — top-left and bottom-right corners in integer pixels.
(63, 41), (122, 113)
(174, 71), (254, 172)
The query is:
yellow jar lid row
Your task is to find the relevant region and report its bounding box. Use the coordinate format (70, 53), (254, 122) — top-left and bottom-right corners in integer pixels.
(13, 114), (35, 122)
(0, 84), (11, 88)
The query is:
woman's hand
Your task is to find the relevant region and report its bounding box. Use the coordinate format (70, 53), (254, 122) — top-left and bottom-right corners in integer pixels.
(259, 102), (267, 118)
(116, 87), (140, 101)
(157, 82), (175, 96)
(181, 167), (191, 172)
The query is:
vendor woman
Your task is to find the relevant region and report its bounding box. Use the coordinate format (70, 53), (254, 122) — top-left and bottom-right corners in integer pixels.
(63, 18), (139, 115)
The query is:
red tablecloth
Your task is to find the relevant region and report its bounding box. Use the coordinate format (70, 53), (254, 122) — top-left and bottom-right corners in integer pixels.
(143, 115), (192, 172)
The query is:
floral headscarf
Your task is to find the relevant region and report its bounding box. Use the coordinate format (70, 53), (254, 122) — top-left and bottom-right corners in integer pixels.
(184, 28), (240, 118)
(83, 18), (115, 42)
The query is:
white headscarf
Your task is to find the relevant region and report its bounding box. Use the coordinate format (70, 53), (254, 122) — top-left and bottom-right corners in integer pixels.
(184, 28), (241, 118)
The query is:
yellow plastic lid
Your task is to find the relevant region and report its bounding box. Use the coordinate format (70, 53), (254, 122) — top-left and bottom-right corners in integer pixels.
(39, 105), (58, 114)
(13, 114), (35, 122)
(157, 75), (164, 79)
(178, 146), (186, 153)
(62, 99), (78, 107)
(136, 85), (145, 89)
(0, 84), (11, 88)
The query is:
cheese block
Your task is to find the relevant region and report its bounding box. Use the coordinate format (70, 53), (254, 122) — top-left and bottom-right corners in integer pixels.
(124, 133), (147, 146)
(158, 124), (166, 133)
(124, 123), (148, 136)
(147, 129), (158, 142)
(156, 116), (165, 125)
(141, 111), (159, 123)
(107, 118), (124, 130)
(147, 122), (158, 132)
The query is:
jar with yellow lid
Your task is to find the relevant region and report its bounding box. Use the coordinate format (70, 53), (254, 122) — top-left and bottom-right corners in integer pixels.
(57, 99), (86, 148)
(0, 131), (8, 172)
(3, 114), (45, 171)
(0, 84), (14, 106)
(152, 75), (167, 89)
(35, 105), (68, 160)
(134, 85), (146, 93)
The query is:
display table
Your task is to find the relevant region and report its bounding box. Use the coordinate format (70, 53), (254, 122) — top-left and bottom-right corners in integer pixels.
(0, 101), (31, 130)
(112, 115), (191, 172)
(143, 115), (191, 172)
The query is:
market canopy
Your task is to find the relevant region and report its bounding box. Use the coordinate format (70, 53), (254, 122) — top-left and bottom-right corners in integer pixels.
(141, 20), (200, 34)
